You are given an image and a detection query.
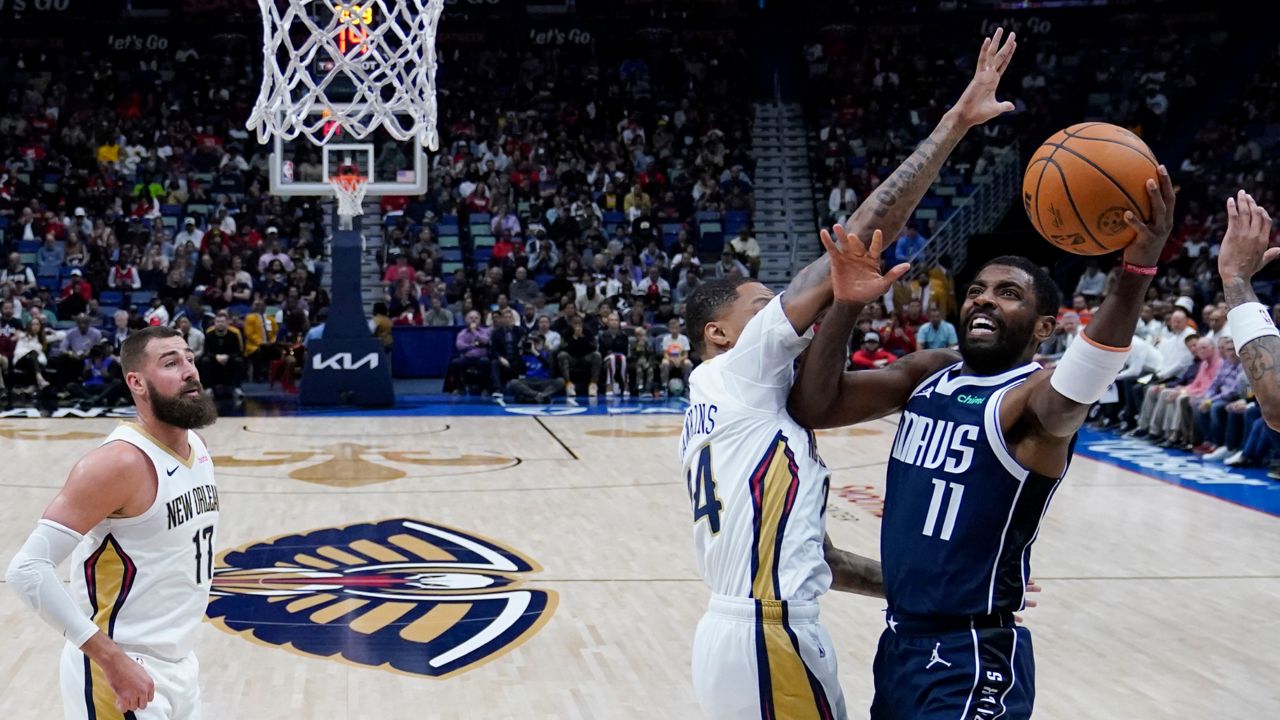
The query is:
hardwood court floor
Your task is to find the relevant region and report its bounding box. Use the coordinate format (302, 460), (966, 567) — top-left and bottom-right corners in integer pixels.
(1, 414), (1278, 719)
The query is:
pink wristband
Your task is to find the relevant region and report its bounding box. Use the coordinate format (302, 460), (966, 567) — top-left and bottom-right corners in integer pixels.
(1122, 261), (1157, 276)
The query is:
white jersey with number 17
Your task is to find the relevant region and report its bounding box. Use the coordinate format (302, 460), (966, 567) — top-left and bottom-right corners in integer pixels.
(679, 294), (833, 603)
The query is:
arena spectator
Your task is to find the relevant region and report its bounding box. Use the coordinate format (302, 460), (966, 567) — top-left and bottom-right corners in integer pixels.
(449, 311), (492, 394)
(243, 299), (280, 381)
(176, 316), (205, 359)
(658, 318), (692, 398)
(199, 311), (245, 398)
(504, 334), (564, 404)
(557, 315), (601, 398)
(712, 249), (749, 280)
(852, 331), (897, 370)
(489, 308), (526, 400)
(597, 312), (630, 397)
(1036, 312), (1081, 365)
(57, 314), (102, 380)
(915, 307), (958, 350)
(628, 326), (658, 398)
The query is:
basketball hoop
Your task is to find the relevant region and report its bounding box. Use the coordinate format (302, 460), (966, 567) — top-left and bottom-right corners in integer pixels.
(247, 0), (444, 150)
(329, 169), (369, 219)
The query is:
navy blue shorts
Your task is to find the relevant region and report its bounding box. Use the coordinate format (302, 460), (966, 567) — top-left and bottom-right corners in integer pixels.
(870, 618), (1035, 720)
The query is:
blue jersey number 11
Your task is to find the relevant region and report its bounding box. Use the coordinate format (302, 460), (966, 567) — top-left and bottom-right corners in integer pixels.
(687, 445), (722, 534)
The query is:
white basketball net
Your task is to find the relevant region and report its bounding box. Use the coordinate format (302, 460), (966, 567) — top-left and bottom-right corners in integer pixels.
(247, 0), (444, 150)
(330, 172), (369, 218)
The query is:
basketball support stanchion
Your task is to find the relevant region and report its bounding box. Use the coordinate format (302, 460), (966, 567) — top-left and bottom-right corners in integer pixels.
(299, 209), (395, 407)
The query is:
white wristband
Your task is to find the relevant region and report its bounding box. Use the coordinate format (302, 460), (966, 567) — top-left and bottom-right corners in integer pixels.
(1049, 334), (1131, 405)
(1227, 302), (1280, 351)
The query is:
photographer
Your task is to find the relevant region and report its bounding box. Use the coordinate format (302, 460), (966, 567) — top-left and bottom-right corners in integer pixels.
(505, 333), (565, 404)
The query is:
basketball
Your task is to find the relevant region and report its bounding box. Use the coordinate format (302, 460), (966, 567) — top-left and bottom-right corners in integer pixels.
(1022, 122), (1161, 255)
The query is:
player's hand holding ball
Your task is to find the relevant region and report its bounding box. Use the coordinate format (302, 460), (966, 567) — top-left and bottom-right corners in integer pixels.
(820, 226), (909, 305)
(1218, 189), (1278, 286)
(1118, 164), (1176, 267)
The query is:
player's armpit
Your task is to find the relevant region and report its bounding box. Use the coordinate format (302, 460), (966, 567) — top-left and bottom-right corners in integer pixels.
(823, 534), (883, 598)
(789, 349), (960, 430)
(997, 372), (1083, 477)
(42, 441), (157, 535)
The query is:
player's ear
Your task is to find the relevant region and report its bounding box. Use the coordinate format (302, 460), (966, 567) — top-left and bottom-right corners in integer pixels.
(1033, 316), (1056, 343)
(125, 370), (145, 397)
(703, 320), (731, 351)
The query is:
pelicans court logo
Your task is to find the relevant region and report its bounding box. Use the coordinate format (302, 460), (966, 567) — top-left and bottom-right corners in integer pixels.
(209, 518), (556, 678)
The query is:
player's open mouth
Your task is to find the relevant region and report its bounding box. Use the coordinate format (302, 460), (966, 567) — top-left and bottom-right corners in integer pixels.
(968, 315), (999, 337)
(183, 387), (203, 397)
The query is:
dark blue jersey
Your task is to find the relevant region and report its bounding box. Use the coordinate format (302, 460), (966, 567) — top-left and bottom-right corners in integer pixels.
(882, 361), (1072, 618)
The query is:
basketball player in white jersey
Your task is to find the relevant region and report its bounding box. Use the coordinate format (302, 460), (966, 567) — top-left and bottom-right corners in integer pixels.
(679, 30), (1019, 719)
(6, 325), (220, 719)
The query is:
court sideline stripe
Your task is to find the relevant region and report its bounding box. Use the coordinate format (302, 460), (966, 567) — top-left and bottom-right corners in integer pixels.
(534, 416), (579, 460)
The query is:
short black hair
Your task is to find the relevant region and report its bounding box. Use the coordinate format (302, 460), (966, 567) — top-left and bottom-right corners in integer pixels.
(978, 256), (1062, 317)
(684, 276), (754, 355)
(373, 301), (389, 316)
(120, 325), (184, 374)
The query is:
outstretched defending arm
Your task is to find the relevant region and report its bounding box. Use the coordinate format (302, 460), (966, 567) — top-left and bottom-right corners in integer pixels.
(790, 29), (1018, 427)
(1012, 166), (1175, 440)
(1218, 190), (1280, 430)
(779, 28), (1018, 335)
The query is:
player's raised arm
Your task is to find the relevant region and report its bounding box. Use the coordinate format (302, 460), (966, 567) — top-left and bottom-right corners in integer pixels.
(1012, 166), (1176, 441)
(778, 28), (1018, 334)
(1218, 190), (1280, 429)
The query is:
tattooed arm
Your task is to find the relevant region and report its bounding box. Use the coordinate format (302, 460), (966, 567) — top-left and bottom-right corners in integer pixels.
(789, 29), (1017, 427)
(1218, 190), (1280, 430)
(780, 29), (1018, 335)
(824, 534), (884, 598)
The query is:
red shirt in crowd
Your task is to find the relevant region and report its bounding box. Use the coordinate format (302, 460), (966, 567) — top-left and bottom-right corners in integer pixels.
(851, 348), (898, 370)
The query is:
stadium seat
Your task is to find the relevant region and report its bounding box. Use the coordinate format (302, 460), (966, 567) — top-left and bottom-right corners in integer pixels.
(129, 290), (155, 307)
(99, 290), (124, 307)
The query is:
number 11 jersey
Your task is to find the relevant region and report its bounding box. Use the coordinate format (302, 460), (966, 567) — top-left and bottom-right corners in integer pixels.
(68, 422), (219, 660)
(680, 294), (833, 603)
(882, 361), (1068, 618)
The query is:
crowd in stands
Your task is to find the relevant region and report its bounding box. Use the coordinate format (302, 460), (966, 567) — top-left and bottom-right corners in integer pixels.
(0, 42), (331, 410)
(375, 37), (761, 401)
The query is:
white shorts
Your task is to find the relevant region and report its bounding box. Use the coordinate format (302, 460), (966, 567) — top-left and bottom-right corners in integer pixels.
(60, 642), (201, 720)
(692, 594), (846, 720)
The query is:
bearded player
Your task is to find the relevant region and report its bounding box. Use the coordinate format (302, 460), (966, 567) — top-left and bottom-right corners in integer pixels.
(6, 326), (220, 719)
(680, 30), (1019, 719)
(789, 166), (1175, 717)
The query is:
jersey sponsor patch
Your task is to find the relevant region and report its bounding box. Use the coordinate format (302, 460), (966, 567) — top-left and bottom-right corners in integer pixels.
(208, 518), (556, 678)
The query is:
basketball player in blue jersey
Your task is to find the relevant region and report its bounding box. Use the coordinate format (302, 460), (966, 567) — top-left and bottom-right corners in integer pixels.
(681, 30), (1020, 719)
(6, 326), (220, 719)
(789, 167), (1176, 717)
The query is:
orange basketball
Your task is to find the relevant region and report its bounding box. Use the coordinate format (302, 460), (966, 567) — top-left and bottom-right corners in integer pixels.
(1021, 122), (1160, 256)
